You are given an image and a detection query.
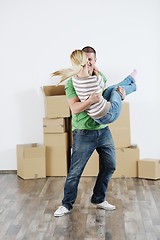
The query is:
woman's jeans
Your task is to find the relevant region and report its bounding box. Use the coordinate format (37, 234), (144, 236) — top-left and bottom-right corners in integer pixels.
(95, 75), (136, 124)
(62, 126), (116, 210)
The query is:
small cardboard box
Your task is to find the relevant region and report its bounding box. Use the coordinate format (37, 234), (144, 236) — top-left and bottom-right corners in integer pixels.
(109, 102), (131, 148)
(17, 143), (46, 179)
(138, 159), (160, 180)
(42, 85), (70, 118)
(112, 146), (139, 178)
(44, 133), (69, 176)
(43, 118), (66, 133)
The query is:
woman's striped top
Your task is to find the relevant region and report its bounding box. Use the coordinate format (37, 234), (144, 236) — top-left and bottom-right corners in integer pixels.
(72, 75), (110, 119)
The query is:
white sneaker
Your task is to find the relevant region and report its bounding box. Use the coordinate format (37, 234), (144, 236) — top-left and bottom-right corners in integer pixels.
(54, 206), (71, 217)
(94, 201), (116, 211)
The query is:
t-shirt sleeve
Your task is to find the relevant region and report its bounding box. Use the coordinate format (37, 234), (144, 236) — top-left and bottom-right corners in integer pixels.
(99, 71), (107, 88)
(65, 73), (107, 98)
(65, 78), (78, 98)
(99, 72), (107, 83)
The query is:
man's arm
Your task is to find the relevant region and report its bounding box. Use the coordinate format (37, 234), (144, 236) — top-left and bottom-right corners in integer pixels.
(65, 75), (103, 114)
(67, 92), (101, 114)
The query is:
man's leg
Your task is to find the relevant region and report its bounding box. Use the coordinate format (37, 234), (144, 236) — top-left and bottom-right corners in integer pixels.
(91, 127), (116, 210)
(54, 129), (97, 216)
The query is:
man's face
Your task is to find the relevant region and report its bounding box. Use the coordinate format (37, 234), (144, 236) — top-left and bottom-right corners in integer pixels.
(84, 52), (97, 76)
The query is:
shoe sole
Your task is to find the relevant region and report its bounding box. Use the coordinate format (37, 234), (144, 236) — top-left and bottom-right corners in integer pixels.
(54, 211), (71, 217)
(97, 206), (116, 211)
(91, 202), (116, 211)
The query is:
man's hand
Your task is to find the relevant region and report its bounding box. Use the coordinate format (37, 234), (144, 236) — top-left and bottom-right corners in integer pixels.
(93, 66), (99, 76)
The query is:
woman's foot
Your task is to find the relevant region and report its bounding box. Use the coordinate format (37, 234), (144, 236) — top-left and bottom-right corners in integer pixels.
(130, 69), (137, 82)
(116, 86), (126, 100)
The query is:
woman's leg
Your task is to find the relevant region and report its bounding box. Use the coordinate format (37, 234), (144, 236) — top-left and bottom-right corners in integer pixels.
(95, 89), (123, 124)
(95, 70), (137, 125)
(103, 69), (137, 100)
(117, 69), (137, 86)
(117, 71), (137, 95)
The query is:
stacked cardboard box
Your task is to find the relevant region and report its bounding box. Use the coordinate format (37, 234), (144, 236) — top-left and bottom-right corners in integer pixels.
(42, 85), (70, 118)
(112, 146), (139, 178)
(42, 85), (71, 176)
(70, 148), (100, 177)
(82, 150), (99, 176)
(109, 102), (131, 148)
(110, 102), (140, 178)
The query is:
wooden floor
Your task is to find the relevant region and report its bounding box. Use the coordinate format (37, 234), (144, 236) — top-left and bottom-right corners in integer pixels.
(0, 174), (160, 240)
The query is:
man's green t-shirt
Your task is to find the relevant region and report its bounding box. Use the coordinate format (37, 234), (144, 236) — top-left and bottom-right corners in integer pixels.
(65, 72), (108, 130)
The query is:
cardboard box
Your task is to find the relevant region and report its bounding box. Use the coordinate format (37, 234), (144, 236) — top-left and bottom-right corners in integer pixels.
(138, 159), (160, 180)
(110, 102), (130, 128)
(110, 128), (131, 148)
(44, 133), (68, 176)
(69, 102), (131, 148)
(69, 149), (99, 177)
(43, 118), (66, 133)
(17, 143), (46, 179)
(109, 102), (131, 148)
(112, 146), (139, 178)
(42, 85), (70, 118)
(82, 150), (99, 176)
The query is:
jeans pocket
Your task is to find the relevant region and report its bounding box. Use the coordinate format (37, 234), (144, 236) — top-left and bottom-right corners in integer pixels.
(73, 129), (89, 137)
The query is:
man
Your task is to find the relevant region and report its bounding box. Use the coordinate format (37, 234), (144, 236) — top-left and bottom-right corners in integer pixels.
(54, 46), (117, 217)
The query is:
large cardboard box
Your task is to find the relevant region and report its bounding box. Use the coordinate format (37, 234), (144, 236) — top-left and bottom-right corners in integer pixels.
(70, 149), (99, 177)
(42, 85), (70, 118)
(44, 133), (68, 176)
(17, 143), (46, 179)
(110, 128), (131, 148)
(109, 102), (131, 148)
(138, 159), (160, 180)
(82, 150), (99, 176)
(69, 103), (131, 148)
(43, 118), (67, 133)
(112, 146), (139, 178)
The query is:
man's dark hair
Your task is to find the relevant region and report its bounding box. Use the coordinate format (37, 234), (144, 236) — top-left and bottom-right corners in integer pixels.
(82, 46), (96, 57)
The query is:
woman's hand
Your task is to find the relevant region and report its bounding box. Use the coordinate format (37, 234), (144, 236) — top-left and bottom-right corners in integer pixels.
(88, 92), (102, 104)
(67, 92), (101, 115)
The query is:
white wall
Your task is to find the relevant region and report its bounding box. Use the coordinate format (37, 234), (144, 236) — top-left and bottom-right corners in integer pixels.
(0, 0), (160, 170)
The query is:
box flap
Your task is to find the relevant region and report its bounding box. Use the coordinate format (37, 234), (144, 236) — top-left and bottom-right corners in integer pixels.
(42, 85), (65, 96)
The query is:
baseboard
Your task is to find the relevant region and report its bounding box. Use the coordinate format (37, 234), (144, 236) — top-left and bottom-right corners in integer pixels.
(0, 170), (17, 174)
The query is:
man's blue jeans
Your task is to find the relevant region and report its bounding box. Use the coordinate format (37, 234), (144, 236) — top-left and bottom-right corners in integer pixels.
(62, 126), (116, 210)
(95, 75), (136, 124)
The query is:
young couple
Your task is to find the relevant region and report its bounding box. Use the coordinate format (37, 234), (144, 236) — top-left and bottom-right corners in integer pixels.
(52, 49), (136, 125)
(51, 46), (137, 217)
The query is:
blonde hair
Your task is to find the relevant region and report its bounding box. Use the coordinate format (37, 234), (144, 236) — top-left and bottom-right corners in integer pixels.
(51, 49), (88, 83)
